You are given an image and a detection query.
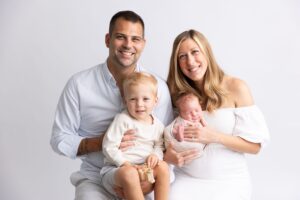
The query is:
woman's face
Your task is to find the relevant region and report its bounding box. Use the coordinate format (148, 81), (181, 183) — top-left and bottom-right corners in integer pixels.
(177, 38), (208, 82)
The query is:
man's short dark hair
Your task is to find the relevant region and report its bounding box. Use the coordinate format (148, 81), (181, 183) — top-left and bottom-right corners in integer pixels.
(109, 10), (145, 37)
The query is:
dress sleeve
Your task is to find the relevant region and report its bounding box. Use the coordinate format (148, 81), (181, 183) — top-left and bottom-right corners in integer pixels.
(233, 105), (270, 148)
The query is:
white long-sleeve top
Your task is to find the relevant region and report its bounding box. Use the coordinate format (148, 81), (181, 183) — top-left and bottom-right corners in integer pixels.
(50, 62), (173, 183)
(169, 106), (270, 200)
(103, 111), (165, 167)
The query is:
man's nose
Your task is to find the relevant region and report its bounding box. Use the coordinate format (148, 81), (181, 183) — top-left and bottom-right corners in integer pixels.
(123, 38), (133, 48)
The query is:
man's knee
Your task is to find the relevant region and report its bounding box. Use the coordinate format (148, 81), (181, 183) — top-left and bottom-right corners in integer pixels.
(75, 179), (113, 200)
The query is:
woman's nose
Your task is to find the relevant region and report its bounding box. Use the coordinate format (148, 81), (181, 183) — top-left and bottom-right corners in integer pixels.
(187, 55), (195, 66)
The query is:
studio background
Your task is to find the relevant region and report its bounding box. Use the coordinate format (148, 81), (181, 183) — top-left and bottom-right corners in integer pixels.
(1, 0), (299, 199)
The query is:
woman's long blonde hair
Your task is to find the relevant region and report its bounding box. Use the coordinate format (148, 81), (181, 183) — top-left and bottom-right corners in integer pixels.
(167, 30), (226, 112)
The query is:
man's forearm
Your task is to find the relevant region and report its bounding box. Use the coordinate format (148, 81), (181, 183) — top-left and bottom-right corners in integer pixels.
(77, 135), (104, 156)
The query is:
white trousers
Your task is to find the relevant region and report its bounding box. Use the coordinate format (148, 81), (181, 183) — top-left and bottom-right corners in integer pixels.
(70, 171), (153, 200)
(71, 172), (118, 200)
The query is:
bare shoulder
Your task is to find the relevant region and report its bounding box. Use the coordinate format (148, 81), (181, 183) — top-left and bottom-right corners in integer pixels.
(223, 75), (254, 107)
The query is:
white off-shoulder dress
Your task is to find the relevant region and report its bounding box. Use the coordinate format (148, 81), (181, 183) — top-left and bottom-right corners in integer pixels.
(169, 105), (270, 200)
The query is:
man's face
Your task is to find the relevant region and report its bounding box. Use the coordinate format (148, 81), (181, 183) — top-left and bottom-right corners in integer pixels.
(106, 18), (145, 70)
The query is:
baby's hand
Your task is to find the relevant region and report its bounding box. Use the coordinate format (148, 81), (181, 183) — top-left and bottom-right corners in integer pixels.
(173, 125), (184, 142)
(177, 125), (184, 141)
(146, 154), (159, 168)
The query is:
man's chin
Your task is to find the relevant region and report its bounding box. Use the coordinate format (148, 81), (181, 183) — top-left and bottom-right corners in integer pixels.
(117, 59), (136, 68)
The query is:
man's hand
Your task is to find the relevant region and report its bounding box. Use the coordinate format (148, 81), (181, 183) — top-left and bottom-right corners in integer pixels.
(119, 129), (136, 151)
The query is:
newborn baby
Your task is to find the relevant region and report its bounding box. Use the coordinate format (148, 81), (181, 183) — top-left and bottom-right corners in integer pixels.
(164, 92), (206, 155)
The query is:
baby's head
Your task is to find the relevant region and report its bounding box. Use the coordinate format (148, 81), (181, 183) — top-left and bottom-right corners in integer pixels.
(175, 91), (203, 123)
(122, 72), (158, 121)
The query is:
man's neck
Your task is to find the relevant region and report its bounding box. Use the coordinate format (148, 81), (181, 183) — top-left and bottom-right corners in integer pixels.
(107, 59), (136, 88)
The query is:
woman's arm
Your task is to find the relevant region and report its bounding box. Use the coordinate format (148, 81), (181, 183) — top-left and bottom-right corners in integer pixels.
(184, 126), (261, 154)
(184, 77), (261, 154)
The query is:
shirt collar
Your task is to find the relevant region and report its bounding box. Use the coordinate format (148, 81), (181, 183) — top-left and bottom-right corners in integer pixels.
(103, 61), (142, 86)
(102, 61), (115, 86)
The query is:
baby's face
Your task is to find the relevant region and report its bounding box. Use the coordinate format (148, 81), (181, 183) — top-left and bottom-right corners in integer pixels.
(178, 97), (203, 123)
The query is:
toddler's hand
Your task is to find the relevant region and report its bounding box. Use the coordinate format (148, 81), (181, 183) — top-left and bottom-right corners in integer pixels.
(146, 154), (159, 168)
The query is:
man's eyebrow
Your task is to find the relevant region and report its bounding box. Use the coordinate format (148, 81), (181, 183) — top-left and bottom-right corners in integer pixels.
(114, 32), (125, 35)
(114, 33), (143, 38)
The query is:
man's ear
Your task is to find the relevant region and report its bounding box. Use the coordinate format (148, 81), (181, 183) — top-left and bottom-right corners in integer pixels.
(142, 38), (146, 51)
(105, 33), (110, 48)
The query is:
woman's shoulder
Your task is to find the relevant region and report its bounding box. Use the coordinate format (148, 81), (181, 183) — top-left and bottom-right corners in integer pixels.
(224, 75), (247, 92)
(223, 75), (254, 107)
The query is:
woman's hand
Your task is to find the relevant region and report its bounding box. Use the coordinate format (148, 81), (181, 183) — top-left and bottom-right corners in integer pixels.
(163, 142), (200, 167)
(184, 125), (219, 144)
(119, 129), (136, 151)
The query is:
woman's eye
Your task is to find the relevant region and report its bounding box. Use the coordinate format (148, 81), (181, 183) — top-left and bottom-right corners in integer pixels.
(192, 50), (199, 54)
(178, 54), (186, 60)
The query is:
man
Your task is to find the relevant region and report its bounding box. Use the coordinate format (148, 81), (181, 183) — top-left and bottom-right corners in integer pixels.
(50, 10), (173, 199)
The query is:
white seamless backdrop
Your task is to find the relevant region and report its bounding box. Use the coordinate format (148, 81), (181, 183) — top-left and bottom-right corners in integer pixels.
(1, 0), (299, 200)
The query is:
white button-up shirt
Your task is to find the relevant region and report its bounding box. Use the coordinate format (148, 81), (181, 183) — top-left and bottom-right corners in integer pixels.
(50, 62), (173, 183)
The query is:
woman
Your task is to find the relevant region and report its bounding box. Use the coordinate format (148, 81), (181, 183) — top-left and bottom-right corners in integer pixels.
(164, 30), (270, 200)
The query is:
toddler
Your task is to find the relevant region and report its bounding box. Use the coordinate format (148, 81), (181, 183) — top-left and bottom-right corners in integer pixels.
(101, 72), (169, 200)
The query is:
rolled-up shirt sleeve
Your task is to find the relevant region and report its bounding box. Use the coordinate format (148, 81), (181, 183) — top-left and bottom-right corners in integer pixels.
(50, 78), (83, 159)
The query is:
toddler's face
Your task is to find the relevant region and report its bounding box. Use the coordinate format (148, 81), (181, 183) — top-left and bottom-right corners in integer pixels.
(178, 96), (203, 123)
(124, 83), (157, 122)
